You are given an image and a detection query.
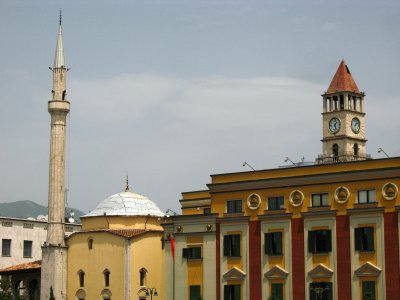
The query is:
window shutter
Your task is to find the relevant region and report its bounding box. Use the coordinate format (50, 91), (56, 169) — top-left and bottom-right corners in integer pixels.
(271, 283), (283, 300)
(275, 232), (283, 255)
(223, 235), (230, 256)
(182, 248), (189, 258)
(355, 228), (363, 251)
(190, 285), (201, 300)
(265, 233), (272, 255)
(309, 283), (316, 299)
(308, 231), (316, 253)
(326, 230), (332, 252)
(236, 200), (242, 213)
(232, 235), (241, 257)
(233, 285), (240, 300)
(325, 282), (333, 300)
(366, 227), (374, 251)
(362, 281), (375, 300)
(224, 285), (231, 300)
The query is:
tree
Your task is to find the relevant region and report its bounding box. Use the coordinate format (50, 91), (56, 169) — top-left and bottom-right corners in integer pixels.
(0, 276), (12, 300)
(49, 286), (55, 300)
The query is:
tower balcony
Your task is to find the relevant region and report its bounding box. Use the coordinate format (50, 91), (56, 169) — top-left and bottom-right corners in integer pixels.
(316, 151), (371, 165)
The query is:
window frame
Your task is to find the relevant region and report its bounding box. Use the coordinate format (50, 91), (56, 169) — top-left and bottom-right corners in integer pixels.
(355, 227), (375, 252)
(311, 193), (329, 207)
(357, 189), (377, 204)
(267, 196), (284, 211)
(362, 281), (376, 300)
(223, 234), (241, 257)
(23, 240), (32, 258)
(270, 283), (284, 300)
(265, 232), (283, 256)
(182, 246), (202, 260)
(226, 200), (242, 214)
(308, 229), (332, 254)
(2, 239), (11, 257)
(189, 285), (201, 300)
(224, 284), (241, 300)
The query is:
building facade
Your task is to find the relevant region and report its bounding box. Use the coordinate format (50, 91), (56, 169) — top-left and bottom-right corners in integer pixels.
(163, 61), (400, 300)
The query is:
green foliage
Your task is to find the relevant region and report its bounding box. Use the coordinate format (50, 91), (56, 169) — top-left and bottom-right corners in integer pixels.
(49, 286), (55, 300)
(0, 276), (12, 300)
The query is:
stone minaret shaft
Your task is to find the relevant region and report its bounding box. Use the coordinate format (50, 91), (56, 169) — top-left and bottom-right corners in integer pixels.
(41, 15), (69, 300)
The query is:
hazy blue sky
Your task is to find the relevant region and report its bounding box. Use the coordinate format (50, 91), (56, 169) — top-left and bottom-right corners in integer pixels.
(1, 0), (399, 214)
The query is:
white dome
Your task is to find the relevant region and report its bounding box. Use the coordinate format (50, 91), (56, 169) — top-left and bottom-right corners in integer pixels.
(83, 191), (165, 218)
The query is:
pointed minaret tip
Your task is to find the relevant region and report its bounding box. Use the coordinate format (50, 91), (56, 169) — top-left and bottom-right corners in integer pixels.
(53, 11), (65, 69)
(125, 175), (130, 192)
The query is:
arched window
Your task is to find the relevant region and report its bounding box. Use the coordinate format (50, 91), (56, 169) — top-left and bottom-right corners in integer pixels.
(78, 270), (85, 287)
(62, 90), (66, 100)
(103, 269), (110, 287)
(332, 144), (339, 161)
(139, 268), (148, 287)
(353, 143), (359, 157)
(14, 280), (24, 299)
(88, 238), (93, 250)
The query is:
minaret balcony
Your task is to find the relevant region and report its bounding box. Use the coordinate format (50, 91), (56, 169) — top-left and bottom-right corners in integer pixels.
(316, 151), (371, 165)
(48, 100), (70, 113)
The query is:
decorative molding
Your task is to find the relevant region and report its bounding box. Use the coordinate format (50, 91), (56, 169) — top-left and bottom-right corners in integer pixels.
(264, 265), (289, 280)
(354, 262), (382, 277)
(223, 267), (247, 281)
(289, 190), (304, 207)
(334, 186), (350, 204)
(382, 182), (398, 201)
(247, 193), (261, 210)
(308, 263), (334, 279)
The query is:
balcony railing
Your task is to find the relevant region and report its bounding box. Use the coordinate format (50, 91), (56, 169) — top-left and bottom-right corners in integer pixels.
(316, 151), (371, 164)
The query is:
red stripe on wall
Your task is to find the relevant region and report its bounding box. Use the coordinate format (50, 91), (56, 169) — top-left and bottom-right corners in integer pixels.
(291, 218), (305, 300)
(216, 222), (220, 300)
(384, 212), (400, 299)
(336, 215), (351, 299)
(249, 220), (261, 299)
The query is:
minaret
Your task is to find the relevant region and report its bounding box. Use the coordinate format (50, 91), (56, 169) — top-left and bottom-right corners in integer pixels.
(41, 12), (69, 300)
(317, 60), (368, 164)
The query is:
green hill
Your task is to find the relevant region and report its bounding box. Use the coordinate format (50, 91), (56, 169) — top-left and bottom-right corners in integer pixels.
(0, 200), (84, 222)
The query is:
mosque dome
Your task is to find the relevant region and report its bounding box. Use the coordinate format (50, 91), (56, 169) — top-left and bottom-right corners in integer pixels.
(83, 190), (165, 218)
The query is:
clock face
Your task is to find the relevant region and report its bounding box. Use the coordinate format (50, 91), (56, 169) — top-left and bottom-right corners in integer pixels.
(351, 117), (360, 134)
(329, 117), (341, 134)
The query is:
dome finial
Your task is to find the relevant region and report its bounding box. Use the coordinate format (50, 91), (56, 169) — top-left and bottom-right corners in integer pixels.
(125, 175), (130, 192)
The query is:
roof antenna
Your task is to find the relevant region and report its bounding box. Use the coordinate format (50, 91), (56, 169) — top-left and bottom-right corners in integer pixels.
(125, 174), (130, 192)
(59, 9), (62, 26)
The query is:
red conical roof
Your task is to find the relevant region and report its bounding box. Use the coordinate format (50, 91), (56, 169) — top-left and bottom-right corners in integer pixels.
(327, 60), (360, 93)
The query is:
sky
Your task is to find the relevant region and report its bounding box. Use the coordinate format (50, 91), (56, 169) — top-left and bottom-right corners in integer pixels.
(0, 0), (399, 215)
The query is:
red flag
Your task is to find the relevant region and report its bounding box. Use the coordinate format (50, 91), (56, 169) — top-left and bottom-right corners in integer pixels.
(169, 234), (175, 260)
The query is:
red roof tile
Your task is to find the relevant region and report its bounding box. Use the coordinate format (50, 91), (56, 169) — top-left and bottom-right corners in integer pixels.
(327, 60), (360, 93)
(0, 260), (41, 275)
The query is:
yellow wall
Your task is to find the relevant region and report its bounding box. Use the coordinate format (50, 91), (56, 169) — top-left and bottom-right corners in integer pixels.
(130, 232), (165, 299)
(82, 215), (164, 231)
(67, 232), (126, 300)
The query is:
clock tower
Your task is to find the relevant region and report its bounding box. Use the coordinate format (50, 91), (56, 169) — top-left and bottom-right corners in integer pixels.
(317, 60), (368, 164)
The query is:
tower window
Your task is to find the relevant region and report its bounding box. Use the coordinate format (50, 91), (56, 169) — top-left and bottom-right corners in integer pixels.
(62, 90), (66, 100)
(103, 269), (110, 286)
(332, 144), (339, 161)
(88, 238), (93, 250)
(340, 94), (344, 110)
(354, 144), (359, 157)
(139, 268), (147, 286)
(78, 270), (85, 287)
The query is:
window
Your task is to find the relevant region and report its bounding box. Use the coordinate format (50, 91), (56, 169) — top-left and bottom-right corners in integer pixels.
(104, 269), (110, 286)
(2, 239), (11, 256)
(224, 284), (240, 300)
(190, 285), (201, 300)
(203, 207), (211, 214)
(88, 238), (93, 250)
(270, 283), (283, 300)
(312, 193), (329, 207)
(182, 247), (202, 259)
(268, 196), (284, 210)
(78, 270), (85, 287)
(139, 268), (147, 286)
(308, 230), (332, 253)
(227, 200), (242, 214)
(23, 240), (32, 257)
(265, 232), (282, 255)
(223, 234), (240, 257)
(358, 190), (376, 204)
(355, 227), (374, 252)
(309, 282), (332, 300)
(362, 281), (375, 300)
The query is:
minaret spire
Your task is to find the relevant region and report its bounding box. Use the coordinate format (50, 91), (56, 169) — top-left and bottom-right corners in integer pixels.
(54, 10), (65, 69)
